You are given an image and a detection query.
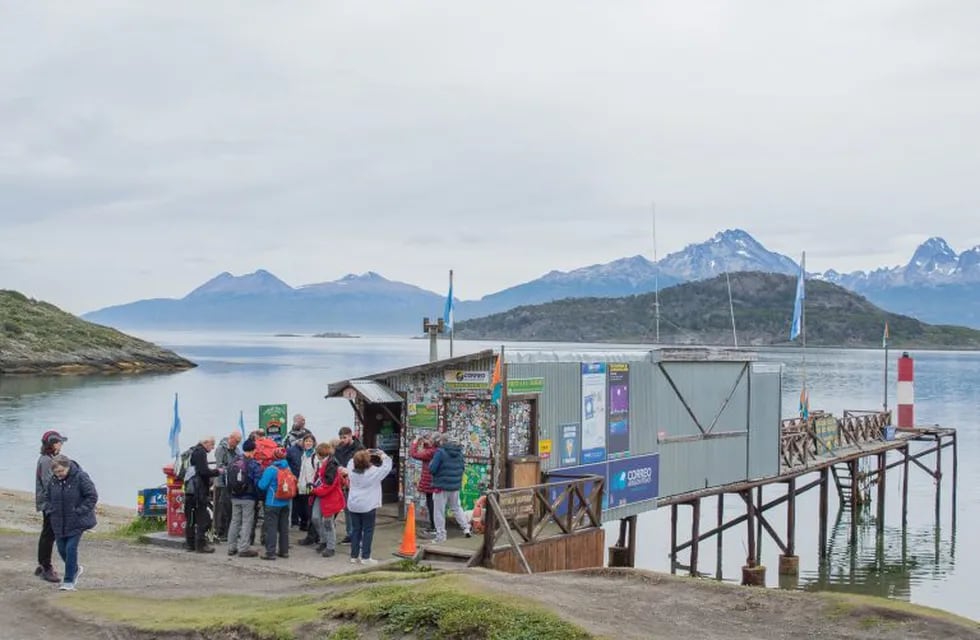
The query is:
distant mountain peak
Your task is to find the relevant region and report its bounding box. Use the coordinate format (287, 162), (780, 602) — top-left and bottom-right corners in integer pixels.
(185, 269), (293, 298)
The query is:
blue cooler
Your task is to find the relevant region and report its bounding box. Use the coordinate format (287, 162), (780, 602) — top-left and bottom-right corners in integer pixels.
(884, 425), (896, 441)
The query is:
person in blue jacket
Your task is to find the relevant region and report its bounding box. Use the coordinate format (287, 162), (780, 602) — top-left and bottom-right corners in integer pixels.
(428, 433), (471, 543)
(257, 449), (292, 560)
(45, 454), (98, 591)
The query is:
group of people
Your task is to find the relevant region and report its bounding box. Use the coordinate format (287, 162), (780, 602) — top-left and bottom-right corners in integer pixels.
(182, 415), (393, 564)
(34, 430), (98, 591)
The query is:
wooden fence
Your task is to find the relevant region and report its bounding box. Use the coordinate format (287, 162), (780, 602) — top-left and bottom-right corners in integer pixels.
(780, 410), (892, 468)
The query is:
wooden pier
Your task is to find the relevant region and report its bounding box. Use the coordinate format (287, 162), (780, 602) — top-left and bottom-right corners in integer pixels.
(657, 410), (957, 585)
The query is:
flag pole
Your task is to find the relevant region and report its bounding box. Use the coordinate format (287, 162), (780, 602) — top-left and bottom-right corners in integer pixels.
(449, 269), (454, 358)
(883, 322), (889, 413)
(801, 251), (806, 406)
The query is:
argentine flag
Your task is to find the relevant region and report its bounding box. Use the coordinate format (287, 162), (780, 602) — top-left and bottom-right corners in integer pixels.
(168, 393), (182, 458)
(443, 279), (454, 330)
(790, 252), (805, 341)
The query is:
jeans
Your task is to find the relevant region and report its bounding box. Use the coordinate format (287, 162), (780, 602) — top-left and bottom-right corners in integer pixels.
(310, 498), (336, 552)
(425, 492), (435, 530)
(291, 495), (309, 527)
(38, 512), (55, 570)
(214, 486), (232, 538)
(263, 505), (290, 556)
(342, 489), (353, 538)
(55, 533), (82, 583)
(349, 510), (377, 560)
(228, 498), (257, 553)
(433, 490), (470, 540)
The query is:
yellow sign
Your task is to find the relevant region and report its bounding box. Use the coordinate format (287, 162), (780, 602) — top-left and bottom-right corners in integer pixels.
(539, 439), (552, 459)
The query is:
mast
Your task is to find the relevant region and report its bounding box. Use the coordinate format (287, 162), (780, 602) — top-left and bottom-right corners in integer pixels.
(801, 251), (807, 412)
(726, 271), (738, 348)
(653, 202), (660, 344)
(449, 269), (454, 358)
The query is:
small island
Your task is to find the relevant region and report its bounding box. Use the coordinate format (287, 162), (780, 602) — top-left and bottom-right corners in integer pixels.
(312, 331), (359, 338)
(0, 290), (196, 375)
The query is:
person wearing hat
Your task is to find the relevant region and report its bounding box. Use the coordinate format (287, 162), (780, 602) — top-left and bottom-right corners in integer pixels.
(35, 430), (67, 583)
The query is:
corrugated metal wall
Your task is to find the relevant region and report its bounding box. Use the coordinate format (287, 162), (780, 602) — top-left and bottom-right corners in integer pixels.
(507, 362), (580, 473)
(747, 362), (782, 480)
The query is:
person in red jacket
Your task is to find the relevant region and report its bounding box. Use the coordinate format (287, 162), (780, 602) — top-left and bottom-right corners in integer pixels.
(409, 432), (438, 536)
(309, 441), (346, 558)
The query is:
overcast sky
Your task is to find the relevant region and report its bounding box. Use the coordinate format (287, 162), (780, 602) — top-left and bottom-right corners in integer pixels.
(3, 2), (979, 314)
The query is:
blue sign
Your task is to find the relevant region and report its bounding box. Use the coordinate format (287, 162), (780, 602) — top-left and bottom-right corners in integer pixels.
(559, 423), (579, 467)
(606, 454), (659, 508)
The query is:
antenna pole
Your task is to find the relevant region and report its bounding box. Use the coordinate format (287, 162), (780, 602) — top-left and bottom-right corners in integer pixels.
(726, 271), (738, 348)
(653, 202), (660, 344)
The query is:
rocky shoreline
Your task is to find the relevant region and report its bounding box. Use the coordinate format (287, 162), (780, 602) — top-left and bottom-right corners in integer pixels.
(0, 349), (195, 376)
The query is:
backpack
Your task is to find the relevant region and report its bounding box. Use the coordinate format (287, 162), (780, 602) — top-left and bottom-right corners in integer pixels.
(274, 466), (298, 500)
(174, 447), (195, 483)
(253, 437), (280, 468)
(226, 456), (253, 497)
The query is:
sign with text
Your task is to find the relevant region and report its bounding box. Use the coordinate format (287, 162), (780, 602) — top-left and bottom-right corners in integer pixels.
(560, 424), (580, 467)
(408, 403), (439, 429)
(581, 363), (607, 463)
(497, 489), (535, 519)
(607, 454), (659, 508)
(538, 439), (552, 459)
(813, 415), (839, 454)
(258, 404), (288, 443)
(607, 363), (630, 458)
(445, 370), (491, 390)
(507, 377), (545, 395)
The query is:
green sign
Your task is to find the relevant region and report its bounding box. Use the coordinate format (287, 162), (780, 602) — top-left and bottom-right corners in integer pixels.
(459, 462), (489, 510)
(507, 377), (545, 395)
(408, 403), (439, 429)
(259, 404), (288, 442)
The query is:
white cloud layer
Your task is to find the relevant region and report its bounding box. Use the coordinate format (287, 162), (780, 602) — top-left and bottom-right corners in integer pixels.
(2, 1), (979, 313)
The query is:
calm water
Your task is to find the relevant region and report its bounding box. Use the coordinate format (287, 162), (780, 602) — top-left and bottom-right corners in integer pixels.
(0, 333), (976, 619)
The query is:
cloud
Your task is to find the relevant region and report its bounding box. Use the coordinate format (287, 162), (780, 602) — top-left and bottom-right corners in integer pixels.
(2, 1), (979, 312)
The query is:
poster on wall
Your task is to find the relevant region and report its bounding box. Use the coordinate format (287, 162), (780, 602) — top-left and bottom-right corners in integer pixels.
(607, 363), (630, 458)
(408, 403), (439, 429)
(606, 454), (659, 508)
(459, 462), (490, 510)
(581, 363), (607, 463)
(258, 404), (288, 443)
(559, 423), (580, 467)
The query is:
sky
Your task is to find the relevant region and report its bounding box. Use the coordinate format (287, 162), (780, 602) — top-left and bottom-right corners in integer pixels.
(2, 2), (980, 314)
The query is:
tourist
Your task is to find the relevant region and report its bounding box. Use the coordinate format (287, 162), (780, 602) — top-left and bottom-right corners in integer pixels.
(184, 436), (222, 554)
(309, 441), (346, 557)
(226, 439), (263, 558)
(45, 454), (98, 591)
(345, 448), (392, 564)
(287, 433), (316, 530)
(428, 433), (471, 543)
(34, 430), (67, 583)
(257, 449), (292, 560)
(409, 432), (438, 537)
(213, 431), (242, 541)
(284, 414), (312, 448)
(334, 426), (364, 544)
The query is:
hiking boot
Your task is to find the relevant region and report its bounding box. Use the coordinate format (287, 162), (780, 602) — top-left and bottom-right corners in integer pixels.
(227, 548), (238, 556)
(239, 549), (259, 558)
(184, 543), (196, 552)
(321, 549), (335, 558)
(340, 536), (351, 544)
(299, 524), (308, 532)
(41, 567), (61, 583)
(277, 552), (289, 559)
(261, 553), (276, 561)
(297, 537), (316, 546)
(34, 566), (43, 577)
(196, 545), (216, 554)
(315, 543), (327, 552)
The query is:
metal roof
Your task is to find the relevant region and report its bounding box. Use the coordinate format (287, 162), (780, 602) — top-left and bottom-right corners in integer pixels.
(504, 346), (756, 364)
(334, 379), (404, 404)
(325, 349), (496, 398)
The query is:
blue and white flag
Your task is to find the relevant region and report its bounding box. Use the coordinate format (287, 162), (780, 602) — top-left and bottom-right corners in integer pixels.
(168, 393), (182, 458)
(443, 278), (454, 330)
(238, 409), (246, 439)
(790, 252), (806, 341)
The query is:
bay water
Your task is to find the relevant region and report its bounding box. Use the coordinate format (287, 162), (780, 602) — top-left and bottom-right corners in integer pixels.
(0, 332), (975, 619)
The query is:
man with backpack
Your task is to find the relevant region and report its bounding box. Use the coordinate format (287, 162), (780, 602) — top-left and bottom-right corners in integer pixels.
(213, 431), (241, 542)
(334, 426), (364, 544)
(256, 448), (297, 560)
(226, 439), (263, 558)
(182, 436), (223, 553)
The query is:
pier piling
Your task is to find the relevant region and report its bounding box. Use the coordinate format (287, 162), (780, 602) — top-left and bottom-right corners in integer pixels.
(690, 499), (701, 576)
(779, 478), (799, 576)
(876, 452), (886, 536)
(819, 467), (829, 560)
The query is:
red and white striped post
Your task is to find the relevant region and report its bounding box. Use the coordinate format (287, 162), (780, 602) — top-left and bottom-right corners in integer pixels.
(897, 352), (914, 429)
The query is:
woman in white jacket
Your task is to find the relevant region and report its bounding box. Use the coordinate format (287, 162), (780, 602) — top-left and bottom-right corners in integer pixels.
(345, 449), (392, 564)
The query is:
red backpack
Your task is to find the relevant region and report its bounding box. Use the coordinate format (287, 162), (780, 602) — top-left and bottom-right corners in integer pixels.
(274, 466), (298, 500)
(253, 437), (280, 469)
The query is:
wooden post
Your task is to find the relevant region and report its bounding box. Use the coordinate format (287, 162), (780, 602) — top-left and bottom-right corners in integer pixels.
(848, 459), (859, 545)
(819, 467), (829, 560)
(690, 499), (701, 577)
(716, 493), (724, 581)
(627, 515), (637, 567)
(755, 486), (763, 563)
(670, 503), (678, 575)
(741, 490), (765, 586)
(482, 492), (496, 569)
(951, 433), (958, 530)
(745, 491), (756, 566)
(902, 444), (910, 528)
(876, 451), (886, 536)
(778, 478), (799, 576)
(935, 434), (942, 525)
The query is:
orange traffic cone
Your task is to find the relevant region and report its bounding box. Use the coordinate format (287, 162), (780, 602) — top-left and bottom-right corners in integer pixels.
(395, 502), (419, 558)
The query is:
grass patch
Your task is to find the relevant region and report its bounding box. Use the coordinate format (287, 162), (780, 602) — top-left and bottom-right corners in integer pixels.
(104, 516), (166, 540)
(59, 592), (322, 640)
(822, 593), (980, 630)
(325, 574), (593, 639)
(326, 624), (360, 640)
(325, 569), (441, 586)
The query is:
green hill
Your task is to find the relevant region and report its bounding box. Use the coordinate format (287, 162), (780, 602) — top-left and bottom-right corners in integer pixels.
(1, 290), (196, 374)
(454, 272), (980, 348)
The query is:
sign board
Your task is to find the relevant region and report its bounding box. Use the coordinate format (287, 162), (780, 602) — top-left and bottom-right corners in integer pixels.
(507, 377), (545, 395)
(607, 454), (660, 508)
(813, 414), (839, 454)
(538, 439), (552, 459)
(408, 403), (439, 428)
(259, 404), (288, 443)
(559, 424), (580, 467)
(497, 489), (535, 519)
(445, 370), (491, 390)
(607, 363), (630, 458)
(581, 363), (607, 463)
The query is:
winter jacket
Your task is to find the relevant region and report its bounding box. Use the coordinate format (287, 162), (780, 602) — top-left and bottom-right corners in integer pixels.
(286, 443), (304, 477)
(257, 460), (292, 508)
(45, 461), (98, 538)
(429, 443), (465, 492)
(298, 450), (317, 495)
(409, 440), (436, 494)
(346, 454), (393, 513)
(187, 443), (220, 495)
(213, 438), (236, 488)
(35, 453), (55, 512)
(334, 437), (364, 469)
(284, 427), (312, 449)
(311, 455), (345, 517)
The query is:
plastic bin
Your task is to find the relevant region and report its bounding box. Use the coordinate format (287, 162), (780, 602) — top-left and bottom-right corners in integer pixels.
(884, 425), (896, 441)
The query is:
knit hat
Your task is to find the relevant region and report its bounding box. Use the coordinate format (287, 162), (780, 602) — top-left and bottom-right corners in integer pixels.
(242, 440), (256, 452)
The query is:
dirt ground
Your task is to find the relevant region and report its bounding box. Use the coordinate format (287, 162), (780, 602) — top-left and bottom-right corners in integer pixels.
(1, 488), (977, 640)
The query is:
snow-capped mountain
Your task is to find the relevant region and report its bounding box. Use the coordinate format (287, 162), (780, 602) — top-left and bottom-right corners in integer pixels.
(822, 237), (980, 288)
(657, 228), (800, 280)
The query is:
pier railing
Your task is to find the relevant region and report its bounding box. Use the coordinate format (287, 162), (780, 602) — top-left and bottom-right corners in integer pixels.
(780, 410), (892, 468)
(474, 474), (605, 574)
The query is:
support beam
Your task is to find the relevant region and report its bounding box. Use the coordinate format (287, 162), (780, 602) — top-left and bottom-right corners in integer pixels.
(716, 494), (724, 581)
(740, 491), (787, 553)
(670, 504), (678, 575)
(756, 486), (764, 562)
(952, 433), (958, 530)
(876, 451), (886, 536)
(935, 434), (943, 525)
(741, 489), (766, 586)
(779, 478), (799, 576)
(902, 444), (910, 528)
(819, 468), (829, 560)
(690, 499), (701, 577)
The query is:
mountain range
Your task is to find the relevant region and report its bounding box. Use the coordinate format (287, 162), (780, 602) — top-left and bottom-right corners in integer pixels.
(81, 229), (980, 332)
